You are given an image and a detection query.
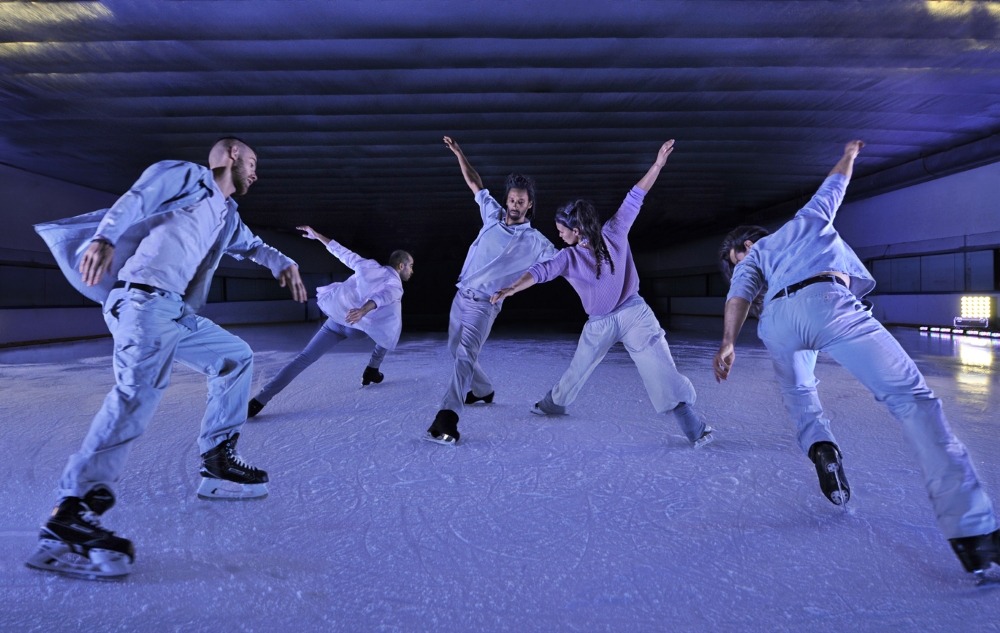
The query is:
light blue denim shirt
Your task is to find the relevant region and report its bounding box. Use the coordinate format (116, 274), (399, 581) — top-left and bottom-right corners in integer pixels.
(35, 160), (295, 317)
(727, 174), (875, 309)
(456, 188), (557, 296)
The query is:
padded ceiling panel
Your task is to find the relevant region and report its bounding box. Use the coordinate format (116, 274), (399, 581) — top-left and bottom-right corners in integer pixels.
(3, 0), (1000, 257)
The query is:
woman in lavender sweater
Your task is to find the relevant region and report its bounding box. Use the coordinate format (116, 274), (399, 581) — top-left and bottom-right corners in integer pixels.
(491, 141), (712, 448)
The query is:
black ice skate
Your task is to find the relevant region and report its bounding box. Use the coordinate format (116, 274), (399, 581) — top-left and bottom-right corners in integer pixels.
(424, 409), (460, 445)
(25, 486), (135, 580)
(198, 433), (269, 499)
(693, 426), (715, 449)
(362, 366), (384, 386)
(465, 391), (494, 405)
(950, 529), (1000, 584)
(809, 442), (851, 506)
(247, 398), (264, 418)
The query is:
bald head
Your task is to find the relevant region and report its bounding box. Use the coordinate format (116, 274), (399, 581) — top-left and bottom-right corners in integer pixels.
(209, 137), (257, 197)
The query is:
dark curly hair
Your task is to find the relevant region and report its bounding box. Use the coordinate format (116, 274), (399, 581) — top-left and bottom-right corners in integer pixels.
(718, 225), (770, 282)
(718, 225), (770, 317)
(503, 173), (537, 221)
(555, 199), (615, 279)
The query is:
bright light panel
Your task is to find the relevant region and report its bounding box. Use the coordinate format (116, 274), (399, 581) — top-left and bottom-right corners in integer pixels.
(960, 296), (992, 319)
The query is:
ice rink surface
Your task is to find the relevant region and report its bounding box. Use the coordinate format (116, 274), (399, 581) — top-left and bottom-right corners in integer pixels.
(1, 317), (999, 632)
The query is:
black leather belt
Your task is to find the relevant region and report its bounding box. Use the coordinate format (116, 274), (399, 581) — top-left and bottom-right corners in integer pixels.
(113, 280), (163, 294)
(775, 275), (847, 299)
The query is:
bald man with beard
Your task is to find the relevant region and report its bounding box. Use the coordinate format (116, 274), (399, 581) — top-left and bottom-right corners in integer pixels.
(28, 137), (306, 579)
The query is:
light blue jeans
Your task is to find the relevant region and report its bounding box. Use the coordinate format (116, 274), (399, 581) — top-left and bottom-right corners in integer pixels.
(758, 282), (997, 539)
(540, 296), (704, 442)
(254, 318), (388, 405)
(440, 289), (501, 414)
(59, 287), (254, 499)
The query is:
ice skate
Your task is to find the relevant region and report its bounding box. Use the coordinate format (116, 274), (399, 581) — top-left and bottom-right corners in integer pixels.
(809, 442), (851, 506)
(198, 433), (269, 499)
(362, 366), (384, 386)
(25, 486), (134, 580)
(424, 409), (459, 445)
(693, 426), (714, 449)
(465, 390), (494, 405)
(247, 398), (264, 418)
(950, 530), (1000, 585)
(530, 391), (567, 416)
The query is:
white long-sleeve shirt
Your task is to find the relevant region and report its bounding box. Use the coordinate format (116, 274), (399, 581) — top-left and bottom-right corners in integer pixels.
(456, 189), (557, 297)
(727, 174), (876, 310)
(316, 239), (404, 350)
(35, 160), (295, 317)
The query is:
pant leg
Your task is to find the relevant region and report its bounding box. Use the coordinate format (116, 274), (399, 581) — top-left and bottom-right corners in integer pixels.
(254, 319), (347, 405)
(758, 298), (839, 454)
(59, 288), (186, 499)
(173, 316), (257, 454)
(810, 287), (997, 539)
(440, 292), (500, 413)
(368, 345), (389, 369)
(549, 316), (619, 409)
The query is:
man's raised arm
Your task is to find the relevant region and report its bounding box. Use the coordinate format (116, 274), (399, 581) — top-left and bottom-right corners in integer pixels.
(828, 140), (864, 180)
(444, 136), (484, 194)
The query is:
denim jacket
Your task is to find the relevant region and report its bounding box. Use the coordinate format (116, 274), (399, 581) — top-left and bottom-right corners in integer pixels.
(34, 160), (295, 318)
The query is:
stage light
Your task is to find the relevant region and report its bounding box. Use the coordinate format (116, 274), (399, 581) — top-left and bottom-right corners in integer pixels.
(956, 296), (993, 329)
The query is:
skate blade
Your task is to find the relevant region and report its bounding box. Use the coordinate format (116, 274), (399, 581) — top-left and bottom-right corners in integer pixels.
(422, 432), (457, 446)
(974, 564), (1000, 587)
(26, 540), (131, 581)
(197, 478), (268, 500)
(693, 431), (714, 449)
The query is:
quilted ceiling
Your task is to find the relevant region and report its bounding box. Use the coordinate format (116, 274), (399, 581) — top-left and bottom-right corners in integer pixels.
(4, 1), (1000, 261)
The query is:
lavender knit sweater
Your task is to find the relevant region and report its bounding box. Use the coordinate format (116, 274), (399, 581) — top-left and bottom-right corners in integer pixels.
(528, 186), (646, 316)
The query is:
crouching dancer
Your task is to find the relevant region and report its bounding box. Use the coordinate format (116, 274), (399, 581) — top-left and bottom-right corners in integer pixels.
(425, 136), (557, 445)
(28, 137), (307, 579)
(248, 226), (413, 417)
(714, 140), (1000, 580)
(492, 141), (712, 448)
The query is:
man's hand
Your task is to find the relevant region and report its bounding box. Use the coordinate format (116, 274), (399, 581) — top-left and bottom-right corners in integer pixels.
(653, 139), (675, 168)
(829, 140), (864, 179)
(345, 300), (376, 325)
(490, 287), (516, 304)
(79, 239), (115, 287)
(713, 342), (736, 383)
(443, 136), (463, 157)
(297, 225), (331, 245)
(279, 264), (308, 303)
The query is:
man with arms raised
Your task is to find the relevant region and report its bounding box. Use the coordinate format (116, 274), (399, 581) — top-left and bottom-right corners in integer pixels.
(29, 137), (307, 579)
(425, 136), (557, 444)
(715, 140), (1000, 580)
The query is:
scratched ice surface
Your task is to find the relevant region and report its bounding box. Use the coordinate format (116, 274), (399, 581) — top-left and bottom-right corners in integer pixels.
(1, 319), (999, 632)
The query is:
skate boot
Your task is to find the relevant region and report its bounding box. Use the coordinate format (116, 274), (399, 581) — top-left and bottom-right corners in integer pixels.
(950, 530), (1000, 583)
(247, 398), (264, 418)
(424, 409), (460, 445)
(465, 391), (494, 405)
(198, 433), (269, 499)
(693, 426), (714, 449)
(362, 366), (384, 386)
(809, 442), (851, 506)
(25, 485), (134, 580)
(530, 391), (566, 416)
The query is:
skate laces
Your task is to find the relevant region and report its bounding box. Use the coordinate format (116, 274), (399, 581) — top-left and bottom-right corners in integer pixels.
(225, 442), (259, 473)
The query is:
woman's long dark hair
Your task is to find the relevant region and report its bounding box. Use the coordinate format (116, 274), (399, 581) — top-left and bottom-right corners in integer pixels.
(555, 200), (615, 279)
